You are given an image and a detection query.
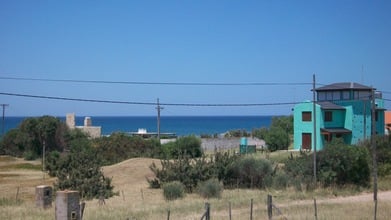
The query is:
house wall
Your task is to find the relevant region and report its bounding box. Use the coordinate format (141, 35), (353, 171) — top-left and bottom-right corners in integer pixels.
(293, 102), (323, 150)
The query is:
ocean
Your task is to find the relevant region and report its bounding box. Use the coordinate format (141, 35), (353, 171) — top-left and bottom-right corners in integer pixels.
(2, 116), (273, 136)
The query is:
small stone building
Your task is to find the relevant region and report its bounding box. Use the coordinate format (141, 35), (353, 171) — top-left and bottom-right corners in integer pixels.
(66, 113), (101, 138)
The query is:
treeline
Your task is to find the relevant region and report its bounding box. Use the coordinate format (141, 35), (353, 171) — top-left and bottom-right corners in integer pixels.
(0, 115), (205, 200)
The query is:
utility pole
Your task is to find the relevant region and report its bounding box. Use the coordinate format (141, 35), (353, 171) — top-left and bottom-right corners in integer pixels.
(156, 98), (164, 140)
(312, 74), (317, 185)
(371, 87), (378, 220)
(1, 104), (9, 137)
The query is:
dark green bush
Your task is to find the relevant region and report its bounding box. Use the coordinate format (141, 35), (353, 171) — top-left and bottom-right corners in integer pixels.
(361, 135), (391, 177)
(148, 155), (215, 192)
(227, 156), (273, 189)
(197, 178), (223, 199)
(163, 181), (185, 201)
(272, 171), (289, 189)
(265, 126), (289, 152)
(160, 135), (202, 159)
(318, 140), (370, 187)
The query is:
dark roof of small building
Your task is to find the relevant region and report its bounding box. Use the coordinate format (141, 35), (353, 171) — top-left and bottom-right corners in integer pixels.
(315, 82), (374, 91)
(317, 101), (346, 110)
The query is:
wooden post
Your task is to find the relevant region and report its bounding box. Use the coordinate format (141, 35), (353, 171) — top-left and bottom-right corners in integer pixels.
(267, 194), (272, 220)
(167, 209), (170, 220)
(229, 202), (232, 220)
(250, 198), (253, 220)
(314, 198), (318, 220)
(80, 202), (86, 220)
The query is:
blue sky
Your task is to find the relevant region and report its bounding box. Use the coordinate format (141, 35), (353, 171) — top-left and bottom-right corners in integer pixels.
(0, 0), (390, 116)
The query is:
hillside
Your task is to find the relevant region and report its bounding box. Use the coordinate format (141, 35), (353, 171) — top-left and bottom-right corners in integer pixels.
(102, 157), (160, 192)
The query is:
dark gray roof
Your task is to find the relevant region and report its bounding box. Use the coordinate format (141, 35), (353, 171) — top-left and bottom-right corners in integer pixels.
(316, 82), (373, 91)
(317, 101), (346, 110)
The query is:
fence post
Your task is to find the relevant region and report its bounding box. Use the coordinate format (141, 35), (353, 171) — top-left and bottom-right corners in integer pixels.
(314, 198), (318, 220)
(229, 202), (232, 220)
(250, 198), (253, 220)
(80, 202), (86, 220)
(167, 209), (170, 220)
(267, 194), (272, 220)
(201, 202), (210, 220)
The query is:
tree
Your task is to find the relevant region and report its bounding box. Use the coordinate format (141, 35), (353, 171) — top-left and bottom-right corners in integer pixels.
(265, 126), (290, 151)
(0, 116), (68, 159)
(51, 135), (115, 200)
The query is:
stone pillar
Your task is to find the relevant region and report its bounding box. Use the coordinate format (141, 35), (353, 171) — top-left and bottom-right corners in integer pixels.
(55, 190), (80, 220)
(66, 113), (76, 129)
(35, 185), (52, 209)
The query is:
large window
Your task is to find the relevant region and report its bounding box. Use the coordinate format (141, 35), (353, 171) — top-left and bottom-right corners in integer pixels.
(302, 112), (312, 122)
(325, 111), (333, 122)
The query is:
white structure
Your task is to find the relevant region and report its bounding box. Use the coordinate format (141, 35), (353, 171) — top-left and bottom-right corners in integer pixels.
(66, 113), (101, 138)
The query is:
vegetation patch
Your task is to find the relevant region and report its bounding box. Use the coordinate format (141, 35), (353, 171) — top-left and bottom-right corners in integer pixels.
(0, 197), (23, 206)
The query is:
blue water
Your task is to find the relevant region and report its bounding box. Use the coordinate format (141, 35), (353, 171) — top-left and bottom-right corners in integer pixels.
(2, 116), (273, 136)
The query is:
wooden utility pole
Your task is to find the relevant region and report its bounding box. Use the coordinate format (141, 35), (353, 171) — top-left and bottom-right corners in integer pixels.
(371, 87), (378, 220)
(312, 75), (317, 184)
(156, 98), (164, 140)
(1, 104), (9, 136)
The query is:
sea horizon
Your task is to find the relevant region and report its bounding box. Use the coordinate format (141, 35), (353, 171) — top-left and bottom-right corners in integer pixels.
(2, 115), (282, 136)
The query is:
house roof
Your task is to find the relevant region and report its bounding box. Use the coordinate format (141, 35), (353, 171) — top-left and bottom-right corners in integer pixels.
(317, 101), (346, 110)
(315, 82), (374, 91)
(321, 128), (352, 134)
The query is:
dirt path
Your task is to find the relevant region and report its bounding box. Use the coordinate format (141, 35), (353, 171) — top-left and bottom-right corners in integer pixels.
(284, 191), (391, 207)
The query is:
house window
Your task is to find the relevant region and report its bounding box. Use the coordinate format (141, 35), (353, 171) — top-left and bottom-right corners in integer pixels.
(375, 111), (378, 122)
(302, 112), (312, 122)
(325, 111), (332, 122)
(332, 91), (340, 100)
(342, 91), (350, 100)
(302, 133), (312, 150)
(318, 92), (326, 101)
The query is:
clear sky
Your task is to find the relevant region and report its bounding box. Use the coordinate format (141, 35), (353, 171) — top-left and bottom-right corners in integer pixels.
(0, 0), (390, 116)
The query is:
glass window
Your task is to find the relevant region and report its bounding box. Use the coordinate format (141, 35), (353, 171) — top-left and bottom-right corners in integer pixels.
(332, 91), (340, 100)
(302, 112), (312, 121)
(342, 91), (350, 100)
(326, 92), (333, 101)
(325, 111), (332, 122)
(318, 92), (326, 101)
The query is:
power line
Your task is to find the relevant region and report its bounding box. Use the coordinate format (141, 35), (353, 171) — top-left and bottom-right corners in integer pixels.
(0, 92), (300, 107)
(0, 76), (311, 86)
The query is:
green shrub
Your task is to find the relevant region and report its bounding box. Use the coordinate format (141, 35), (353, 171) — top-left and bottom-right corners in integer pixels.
(160, 136), (202, 159)
(23, 150), (38, 161)
(163, 181), (185, 201)
(272, 171), (289, 189)
(265, 126), (289, 152)
(227, 156), (273, 189)
(197, 178), (223, 199)
(318, 140), (370, 187)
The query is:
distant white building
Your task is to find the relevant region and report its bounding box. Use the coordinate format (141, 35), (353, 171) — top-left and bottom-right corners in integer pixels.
(66, 113), (101, 138)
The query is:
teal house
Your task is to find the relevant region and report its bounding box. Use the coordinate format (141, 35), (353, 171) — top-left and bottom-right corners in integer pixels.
(293, 82), (385, 151)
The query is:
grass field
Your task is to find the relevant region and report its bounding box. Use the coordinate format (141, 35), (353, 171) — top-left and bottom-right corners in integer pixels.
(1, 154), (391, 219)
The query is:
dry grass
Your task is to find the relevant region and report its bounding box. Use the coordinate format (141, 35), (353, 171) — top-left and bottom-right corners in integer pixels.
(1, 155), (391, 219)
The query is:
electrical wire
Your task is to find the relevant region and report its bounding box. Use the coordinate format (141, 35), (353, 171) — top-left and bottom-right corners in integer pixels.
(0, 76), (312, 86)
(0, 92), (300, 107)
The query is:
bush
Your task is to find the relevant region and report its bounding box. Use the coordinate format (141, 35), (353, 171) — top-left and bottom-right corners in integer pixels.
(23, 150), (39, 161)
(160, 135), (202, 159)
(265, 126), (289, 152)
(318, 140), (370, 187)
(197, 178), (223, 199)
(227, 156), (273, 189)
(272, 171), (289, 189)
(148, 155), (215, 192)
(163, 181), (185, 201)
